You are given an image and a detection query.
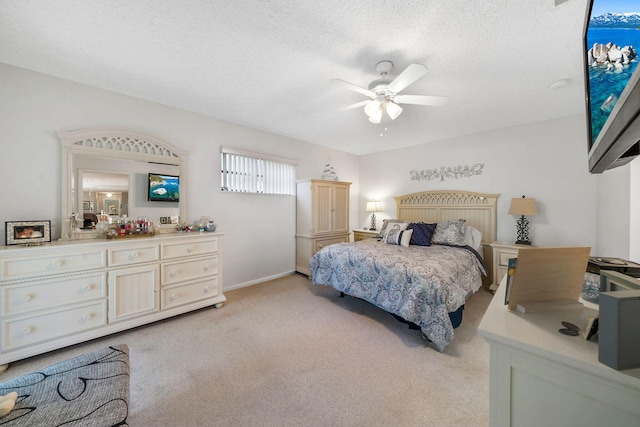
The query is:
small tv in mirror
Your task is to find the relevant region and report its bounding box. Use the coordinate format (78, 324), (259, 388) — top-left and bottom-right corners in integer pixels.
(148, 173), (179, 202)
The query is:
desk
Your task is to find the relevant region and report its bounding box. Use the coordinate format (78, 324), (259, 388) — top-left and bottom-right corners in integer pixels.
(478, 278), (640, 427)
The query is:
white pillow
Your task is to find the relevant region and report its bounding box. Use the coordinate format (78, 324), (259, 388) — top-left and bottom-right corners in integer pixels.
(462, 225), (483, 252)
(399, 229), (413, 247)
(383, 222), (411, 247)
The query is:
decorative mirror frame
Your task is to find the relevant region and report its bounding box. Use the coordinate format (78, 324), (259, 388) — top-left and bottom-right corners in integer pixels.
(59, 128), (187, 238)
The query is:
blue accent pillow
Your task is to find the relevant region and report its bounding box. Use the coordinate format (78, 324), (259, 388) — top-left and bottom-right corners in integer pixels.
(408, 222), (437, 246)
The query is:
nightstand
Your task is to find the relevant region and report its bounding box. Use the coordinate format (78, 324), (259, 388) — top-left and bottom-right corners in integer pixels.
(353, 229), (379, 241)
(490, 241), (532, 291)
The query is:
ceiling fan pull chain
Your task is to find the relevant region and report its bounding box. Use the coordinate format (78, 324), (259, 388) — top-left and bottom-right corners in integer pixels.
(379, 116), (389, 137)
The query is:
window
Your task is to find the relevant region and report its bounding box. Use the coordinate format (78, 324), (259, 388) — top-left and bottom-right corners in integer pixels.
(221, 147), (298, 195)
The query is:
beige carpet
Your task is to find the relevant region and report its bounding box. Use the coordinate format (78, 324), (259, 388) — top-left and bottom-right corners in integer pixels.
(0, 274), (492, 426)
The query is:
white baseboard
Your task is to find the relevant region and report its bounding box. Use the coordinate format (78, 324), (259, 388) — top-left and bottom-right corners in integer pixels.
(223, 270), (297, 292)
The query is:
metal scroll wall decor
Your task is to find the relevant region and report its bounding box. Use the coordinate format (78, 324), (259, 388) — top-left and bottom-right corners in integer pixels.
(410, 163), (484, 182)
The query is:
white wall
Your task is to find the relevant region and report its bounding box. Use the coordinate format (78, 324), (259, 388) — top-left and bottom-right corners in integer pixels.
(631, 161), (640, 261)
(0, 63), (360, 290)
(359, 115), (601, 250)
(595, 165), (631, 258)
(3, 61), (637, 290)
(595, 158), (640, 261)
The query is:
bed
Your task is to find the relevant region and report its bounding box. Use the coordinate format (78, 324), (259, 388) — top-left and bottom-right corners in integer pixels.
(309, 190), (498, 351)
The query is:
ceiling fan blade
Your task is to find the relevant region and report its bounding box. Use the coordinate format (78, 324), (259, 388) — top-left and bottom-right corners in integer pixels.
(330, 79), (374, 97)
(387, 63), (428, 93)
(393, 94), (448, 106)
(337, 100), (371, 111)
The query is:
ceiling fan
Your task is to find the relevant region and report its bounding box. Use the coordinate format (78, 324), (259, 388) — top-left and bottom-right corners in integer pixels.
(331, 60), (447, 124)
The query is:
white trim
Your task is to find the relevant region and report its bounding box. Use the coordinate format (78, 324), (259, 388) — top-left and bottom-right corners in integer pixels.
(222, 271), (297, 292)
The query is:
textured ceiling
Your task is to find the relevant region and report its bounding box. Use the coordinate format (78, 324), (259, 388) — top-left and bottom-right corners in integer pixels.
(0, 0), (588, 155)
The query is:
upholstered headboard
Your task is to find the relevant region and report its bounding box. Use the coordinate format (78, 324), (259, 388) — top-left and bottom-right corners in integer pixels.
(395, 190), (499, 246)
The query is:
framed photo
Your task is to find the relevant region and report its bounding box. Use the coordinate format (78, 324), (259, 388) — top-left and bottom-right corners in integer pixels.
(6, 220), (51, 246)
(82, 200), (93, 211)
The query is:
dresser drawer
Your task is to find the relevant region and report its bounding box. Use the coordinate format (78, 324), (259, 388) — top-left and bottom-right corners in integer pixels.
(2, 301), (107, 350)
(498, 250), (519, 267)
(313, 236), (349, 253)
(3, 273), (107, 316)
(161, 256), (218, 286)
(109, 244), (160, 267)
(0, 250), (106, 281)
(161, 238), (219, 260)
(353, 231), (377, 242)
(161, 277), (219, 310)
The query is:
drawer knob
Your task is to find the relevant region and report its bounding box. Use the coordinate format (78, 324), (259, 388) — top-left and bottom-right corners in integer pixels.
(83, 313), (92, 320)
(154, 287), (159, 292)
(204, 264), (213, 271)
(204, 286), (212, 293)
(130, 252), (139, 259)
(187, 246), (195, 253)
(53, 260), (63, 268)
(170, 294), (178, 301)
(83, 284), (93, 292)
(170, 270), (178, 278)
(22, 294), (32, 302)
(21, 327), (33, 335)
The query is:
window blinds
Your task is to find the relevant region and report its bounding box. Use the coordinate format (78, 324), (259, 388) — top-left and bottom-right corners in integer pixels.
(221, 147), (297, 195)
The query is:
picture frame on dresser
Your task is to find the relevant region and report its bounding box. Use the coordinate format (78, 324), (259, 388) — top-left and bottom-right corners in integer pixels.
(5, 220), (51, 246)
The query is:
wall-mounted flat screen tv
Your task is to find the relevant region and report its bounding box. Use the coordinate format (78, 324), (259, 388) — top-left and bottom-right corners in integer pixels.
(584, 0), (640, 173)
(148, 173), (179, 202)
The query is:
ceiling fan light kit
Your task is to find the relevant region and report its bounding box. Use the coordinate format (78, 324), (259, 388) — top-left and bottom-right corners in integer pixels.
(385, 101), (403, 120)
(333, 60), (448, 126)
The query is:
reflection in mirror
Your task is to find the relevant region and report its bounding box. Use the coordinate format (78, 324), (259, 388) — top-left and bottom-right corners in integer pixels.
(80, 171), (129, 228)
(59, 129), (186, 240)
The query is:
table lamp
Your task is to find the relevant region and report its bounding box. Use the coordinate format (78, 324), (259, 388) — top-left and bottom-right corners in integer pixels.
(366, 201), (382, 230)
(508, 195), (537, 245)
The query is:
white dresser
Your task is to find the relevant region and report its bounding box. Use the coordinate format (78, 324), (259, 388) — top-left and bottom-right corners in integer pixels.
(0, 233), (224, 366)
(478, 279), (640, 426)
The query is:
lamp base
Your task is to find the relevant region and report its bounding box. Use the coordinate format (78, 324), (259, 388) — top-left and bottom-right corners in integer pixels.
(369, 213), (377, 231)
(515, 216), (532, 246)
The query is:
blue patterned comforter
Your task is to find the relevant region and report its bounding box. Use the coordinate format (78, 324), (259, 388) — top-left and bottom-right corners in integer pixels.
(309, 239), (486, 351)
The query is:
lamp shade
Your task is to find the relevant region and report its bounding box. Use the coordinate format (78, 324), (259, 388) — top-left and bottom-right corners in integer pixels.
(368, 112), (382, 124)
(364, 99), (382, 117)
(508, 196), (537, 216)
(366, 201), (382, 212)
(385, 101), (403, 120)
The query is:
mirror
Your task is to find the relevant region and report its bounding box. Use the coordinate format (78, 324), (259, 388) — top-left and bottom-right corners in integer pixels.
(59, 128), (186, 239)
(80, 171), (129, 227)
